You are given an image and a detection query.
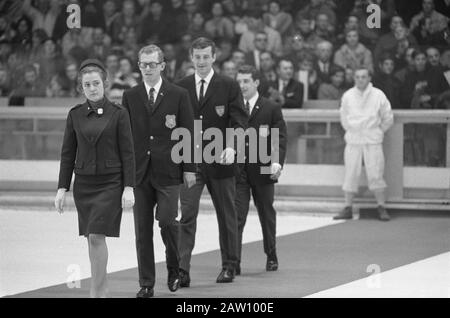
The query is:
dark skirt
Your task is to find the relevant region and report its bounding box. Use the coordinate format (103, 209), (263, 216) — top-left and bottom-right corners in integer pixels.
(73, 173), (123, 237)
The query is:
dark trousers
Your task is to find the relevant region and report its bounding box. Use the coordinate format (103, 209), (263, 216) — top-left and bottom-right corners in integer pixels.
(235, 168), (277, 265)
(134, 168), (180, 288)
(179, 169), (238, 272)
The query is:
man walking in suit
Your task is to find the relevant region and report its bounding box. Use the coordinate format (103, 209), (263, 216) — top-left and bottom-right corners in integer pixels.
(122, 45), (196, 298)
(235, 65), (287, 275)
(177, 37), (248, 286)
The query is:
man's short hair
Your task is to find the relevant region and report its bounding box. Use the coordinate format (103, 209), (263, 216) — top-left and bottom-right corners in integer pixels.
(237, 65), (260, 81)
(190, 37), (216, 56)
(379, 52), (395, 64)
(138, 45), (165, 63)
(354, 66), (372, 77)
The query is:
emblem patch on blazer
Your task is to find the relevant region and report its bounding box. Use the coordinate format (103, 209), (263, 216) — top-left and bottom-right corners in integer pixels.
(215, 105), (225, 117)
(165, 115), (176, 129)
(286, 92), (294, 98)
(259, 125), (270, 138)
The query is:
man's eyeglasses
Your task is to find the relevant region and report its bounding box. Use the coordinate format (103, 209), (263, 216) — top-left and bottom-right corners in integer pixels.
(138, 61), (164, 69)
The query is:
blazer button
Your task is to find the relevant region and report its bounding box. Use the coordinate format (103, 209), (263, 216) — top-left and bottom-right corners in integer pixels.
(147, 151), (151, 155)
(199, 115), (203, 119)
(150, 136), (154, 140)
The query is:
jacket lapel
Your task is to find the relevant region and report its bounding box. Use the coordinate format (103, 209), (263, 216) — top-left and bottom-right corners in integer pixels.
(151, 79), (166, 114)
(138, 82), (151, 117)
(186, 75), (198, 109)
(79, 99), (117, 145)
(249, 97), (263, 122)
(199, 73), (217, 110)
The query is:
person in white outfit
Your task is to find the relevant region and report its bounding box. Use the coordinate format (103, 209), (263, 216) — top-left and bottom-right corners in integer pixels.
(334, 67), (394, 221)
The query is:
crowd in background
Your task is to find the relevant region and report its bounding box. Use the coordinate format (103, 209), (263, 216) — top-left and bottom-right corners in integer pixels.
(0, 0), (449, 109)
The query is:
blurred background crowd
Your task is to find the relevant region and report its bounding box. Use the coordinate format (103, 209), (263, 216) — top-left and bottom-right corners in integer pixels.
(0, 0), (449, 109)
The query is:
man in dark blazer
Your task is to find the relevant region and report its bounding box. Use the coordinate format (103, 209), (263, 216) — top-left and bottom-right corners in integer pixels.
(176, 37), (248, 286)
(122, 45), (196, 298)
(267, 58), (304, 108)
(235, 65), (287, 275)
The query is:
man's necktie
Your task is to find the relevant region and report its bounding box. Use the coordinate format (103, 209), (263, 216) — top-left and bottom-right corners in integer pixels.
(148, 87), (155, 113)
(245, 100), (250, 115)
(199, 79), (205, 104)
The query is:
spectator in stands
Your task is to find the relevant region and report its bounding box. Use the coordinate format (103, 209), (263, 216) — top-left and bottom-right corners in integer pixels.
(390, 25), (416, 71)
(46, 73), (69, 97)
(373, 53), (402, 109)
(244, 31), (268, 72)
(333, 67), (394, 221)
(426, 47), (449, 73)
(81, 0), (106, 29)
(0, 14), (13, 43)
(110, 0), (140, 45)
(314, 40), (336, 84)
(0, 40), (12, 65)
(88, 28), (111, 62)
(267, 58), (304, 108)
(6, 50), (28, 88)
(10, 64), (46, 99)
(238, 10), (283, 57)
(231, 49), (246, 69)
(297, 52), (319, 100)
(410, 0), (449, 47)
(374, 15), (417, 65)
(186, 12), (210, 40)
(260, 51), (277, 83)
(11, 16), (33, 50)
(36, 37), (65, 84)
(21, 0), (61, 37)
(140, 0), (176, 45)
(285, 33), (313, 68)
(311, 13), (336, 45)
(63, 61), (80, 98)
(317, 65), (345, 100)
(299, 0), (336, 28)
(334, 29), (374, 74)
(350, 0), (383, 49)
(29, 28), (48, 62)
(122, 27), (140, 64)
(103, 0), (120, 36)
(105, 53), (120, 88)
(0, 65), (11, 97)
(215, 39), (233, 65)
(169, 0), (190, 42)
(163, 43), (182, 82)
(290, 13), (314, 50)
(401, 49), (450, 108)
(221, 59), (238, 79)
(61, 28), (89, 62)
(262, 0), (293, 37)
(111, 57), (140, 92)
(205, 1), (235, 42)
(394, 47), (416, 84)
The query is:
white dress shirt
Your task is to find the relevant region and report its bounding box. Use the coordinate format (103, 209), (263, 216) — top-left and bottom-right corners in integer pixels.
(244, 92), (259, 115)
(143, 76), (162, 100)
(195, 69), (214, 101)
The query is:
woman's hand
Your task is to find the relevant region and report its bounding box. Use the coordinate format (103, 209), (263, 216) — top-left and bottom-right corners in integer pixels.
(122, 186), (135, 209)
(55, 188), (67, 214)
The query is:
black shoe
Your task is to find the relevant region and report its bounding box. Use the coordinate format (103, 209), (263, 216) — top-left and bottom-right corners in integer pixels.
(216, 268), (235, 283)
(179, 269), (190, 288)
(266, 257), (278, 271)
(235, 264), (241, 276)
(168, 269), (180, 292)
(333, 206), (353, 220)
(377, 205), (390, 221)
(136, 287), (154, 298)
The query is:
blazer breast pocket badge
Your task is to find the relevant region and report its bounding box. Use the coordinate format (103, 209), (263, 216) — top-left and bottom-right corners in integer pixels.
(165, 114), (176, 129)
(215, 105), (225, 117)
(259, 125), (270, 138)
(286, 92), (294, 98)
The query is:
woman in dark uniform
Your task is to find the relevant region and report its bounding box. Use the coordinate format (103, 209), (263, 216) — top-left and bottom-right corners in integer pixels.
(54, 59), (136, 298)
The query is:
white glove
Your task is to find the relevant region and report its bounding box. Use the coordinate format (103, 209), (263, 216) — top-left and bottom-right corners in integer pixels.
(220, 147), (236, 165)
(122, 187), (135, 209)
(55, 188), (67, 214)
(270, 163), (282, 180)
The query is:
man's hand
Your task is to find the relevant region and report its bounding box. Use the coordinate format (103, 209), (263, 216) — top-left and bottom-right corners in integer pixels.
(55, 188), (67, 214)
(183, 172), (197, 188)
(220, 148), (236, 165)
(270, 163), (282, 180)
(122, 186), (135, 209)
